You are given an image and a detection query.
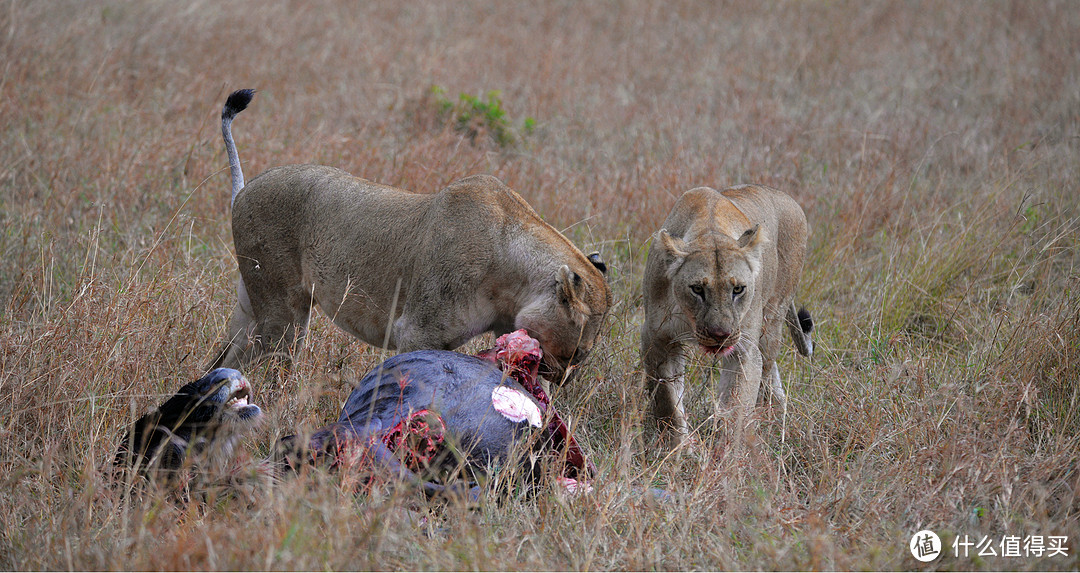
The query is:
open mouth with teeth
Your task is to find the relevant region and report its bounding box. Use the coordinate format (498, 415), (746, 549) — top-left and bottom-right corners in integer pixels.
(224, 382), (251, 409)
(217, 377), (262, 421)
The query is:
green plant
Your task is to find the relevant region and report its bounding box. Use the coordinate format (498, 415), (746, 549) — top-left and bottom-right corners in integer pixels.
(429, 86), (534, 148)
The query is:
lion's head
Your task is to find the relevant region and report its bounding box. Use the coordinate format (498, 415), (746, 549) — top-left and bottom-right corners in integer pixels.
(516, 253), (611, 385)
(657, 225), (765, 356)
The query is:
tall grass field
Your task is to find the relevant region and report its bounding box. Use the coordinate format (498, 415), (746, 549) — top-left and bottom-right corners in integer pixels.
(1, 1), (1078, 569)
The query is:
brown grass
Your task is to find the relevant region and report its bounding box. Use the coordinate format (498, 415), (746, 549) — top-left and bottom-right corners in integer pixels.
(2, 1), (1079, 570)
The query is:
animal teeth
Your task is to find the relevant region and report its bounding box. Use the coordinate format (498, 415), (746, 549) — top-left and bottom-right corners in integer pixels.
(225, 383), (252, 408)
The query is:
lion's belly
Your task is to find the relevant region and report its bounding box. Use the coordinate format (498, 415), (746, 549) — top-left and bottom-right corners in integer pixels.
(325, 301), (400, 349)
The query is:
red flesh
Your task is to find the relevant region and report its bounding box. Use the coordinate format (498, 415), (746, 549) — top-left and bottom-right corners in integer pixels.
(477, 330), (594, 478)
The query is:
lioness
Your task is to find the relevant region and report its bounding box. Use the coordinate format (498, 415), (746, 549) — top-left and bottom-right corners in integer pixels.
(211, 90), (611, 383)
(640, 185), (814, 449)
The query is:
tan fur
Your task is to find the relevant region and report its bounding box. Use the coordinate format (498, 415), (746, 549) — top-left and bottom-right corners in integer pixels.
(640, 185), (813, 449)
(212, 92), (611, 383)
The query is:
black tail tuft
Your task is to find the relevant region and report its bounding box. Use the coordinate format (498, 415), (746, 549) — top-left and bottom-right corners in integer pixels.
(223, 89), (255, 119)
(797, 307), (814, 334)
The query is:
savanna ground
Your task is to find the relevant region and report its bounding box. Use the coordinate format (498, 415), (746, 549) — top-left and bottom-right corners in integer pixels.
(2, 1), (1078, 570)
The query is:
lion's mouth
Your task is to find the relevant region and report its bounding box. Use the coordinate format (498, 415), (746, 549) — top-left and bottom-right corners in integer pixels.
(538, 353), (579, 385)
(700, 342), (736, 357)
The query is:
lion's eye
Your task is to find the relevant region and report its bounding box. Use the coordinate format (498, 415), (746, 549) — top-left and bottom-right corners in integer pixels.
(690, 285), (706, 299)
(732, 284), (746, 297)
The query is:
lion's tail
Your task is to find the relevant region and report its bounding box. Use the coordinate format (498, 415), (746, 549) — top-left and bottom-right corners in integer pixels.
(222, 89), (255, 207)
(785, 302), (814, 358)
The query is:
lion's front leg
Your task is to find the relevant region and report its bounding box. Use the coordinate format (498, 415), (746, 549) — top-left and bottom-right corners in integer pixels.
(643, 338), (691, 450)
(716, 344), (764, 434)
(388, 270), (494, 353)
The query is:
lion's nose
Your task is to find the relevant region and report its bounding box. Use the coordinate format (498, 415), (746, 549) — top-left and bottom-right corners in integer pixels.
(706, 327), (730, 342)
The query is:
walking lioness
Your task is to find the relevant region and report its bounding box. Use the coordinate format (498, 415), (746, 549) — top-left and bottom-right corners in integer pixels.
(641, 185), (813, 449)
(212, 90), (611, 383)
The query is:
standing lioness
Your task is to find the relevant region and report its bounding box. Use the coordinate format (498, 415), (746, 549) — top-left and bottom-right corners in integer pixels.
(212, 90), (611, 383)
(641, 185), (813, 449)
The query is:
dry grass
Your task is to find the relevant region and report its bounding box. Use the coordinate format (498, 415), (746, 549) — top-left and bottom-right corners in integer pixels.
(2, 0), (1079, 570)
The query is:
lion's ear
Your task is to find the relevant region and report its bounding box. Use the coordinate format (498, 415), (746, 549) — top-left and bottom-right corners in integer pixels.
(586, 252), (607, 275)
(738, 224), (766, 274)
(658, 229), (689, 260)
(658, 230), (689, 278)
(737, 224), (764, 249)
(556, 265), (582, 306)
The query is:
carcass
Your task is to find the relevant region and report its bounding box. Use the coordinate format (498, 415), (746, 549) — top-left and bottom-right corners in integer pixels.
(278, 330), (594, 498)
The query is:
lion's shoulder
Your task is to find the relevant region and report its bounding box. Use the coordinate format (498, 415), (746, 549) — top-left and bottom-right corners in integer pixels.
(435, 174), (536, 214)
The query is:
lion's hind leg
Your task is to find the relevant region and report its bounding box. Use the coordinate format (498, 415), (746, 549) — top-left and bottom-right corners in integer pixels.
(211, 277), (312, 372)
(761, 361), (787, 410)
(210, 278), (259, 370)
